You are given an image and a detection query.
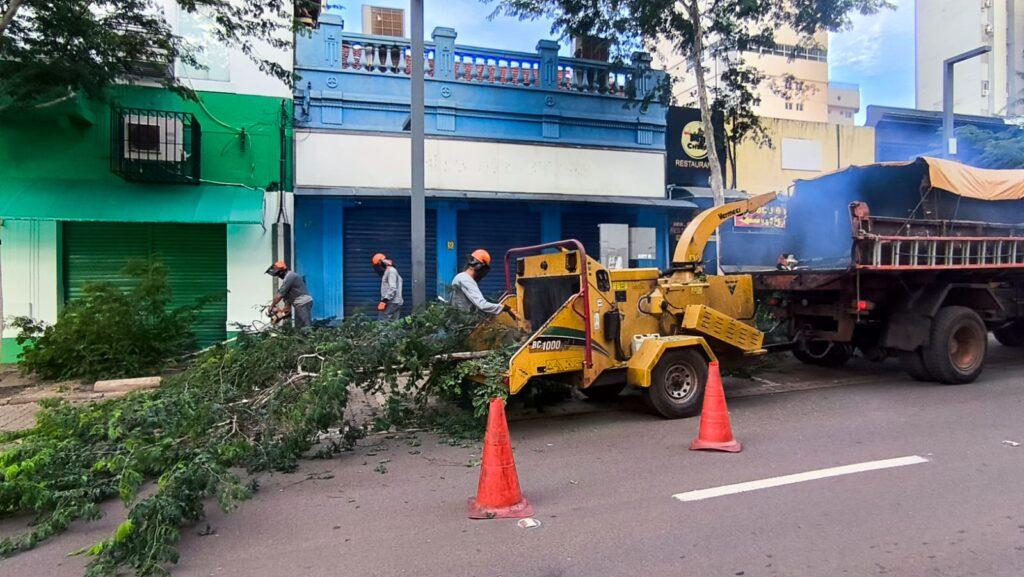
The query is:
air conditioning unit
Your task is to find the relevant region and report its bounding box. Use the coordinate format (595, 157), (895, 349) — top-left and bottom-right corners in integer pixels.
(122, 112), (188, 163)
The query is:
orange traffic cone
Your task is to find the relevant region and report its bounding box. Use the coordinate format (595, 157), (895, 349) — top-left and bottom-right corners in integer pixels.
(467, 397), (534, 519)
(690, 361), (742, 453)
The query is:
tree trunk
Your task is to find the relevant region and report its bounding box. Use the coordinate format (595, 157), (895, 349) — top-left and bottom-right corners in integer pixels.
(686, 0), (725, 207)
(686, 0), (726, 273)
(0, 0), (25, 35)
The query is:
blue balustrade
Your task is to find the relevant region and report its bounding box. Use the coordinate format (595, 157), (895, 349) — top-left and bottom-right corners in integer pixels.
(294, 15), (667, 149)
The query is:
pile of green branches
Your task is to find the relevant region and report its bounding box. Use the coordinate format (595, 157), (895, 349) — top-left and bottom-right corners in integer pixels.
(0, 304), (515, 576)
(11, 260), (208, 382)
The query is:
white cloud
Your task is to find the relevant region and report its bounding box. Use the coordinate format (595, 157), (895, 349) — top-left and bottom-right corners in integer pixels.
(830, 0), (914, 76)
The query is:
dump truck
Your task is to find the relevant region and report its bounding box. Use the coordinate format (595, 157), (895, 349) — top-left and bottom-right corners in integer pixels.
(471, 192), (776, 419)
(750, 157), (1024, 384)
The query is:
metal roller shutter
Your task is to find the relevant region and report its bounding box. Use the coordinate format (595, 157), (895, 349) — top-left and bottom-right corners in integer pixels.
(561, 208), (636, 261)
(343, 206), (436, 316)
(457, 206), (541, 299)
(63, 222), (227, 347)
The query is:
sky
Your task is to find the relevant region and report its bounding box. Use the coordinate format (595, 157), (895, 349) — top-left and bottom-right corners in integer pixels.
(327, 0), (917, 125)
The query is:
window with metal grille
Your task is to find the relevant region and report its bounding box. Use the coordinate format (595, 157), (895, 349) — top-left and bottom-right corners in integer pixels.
(111, 107), (201, 184)
(364, 6), (404, 37)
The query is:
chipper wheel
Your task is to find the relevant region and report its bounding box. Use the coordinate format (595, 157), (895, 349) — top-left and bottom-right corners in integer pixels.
(644, 349), (709, 419)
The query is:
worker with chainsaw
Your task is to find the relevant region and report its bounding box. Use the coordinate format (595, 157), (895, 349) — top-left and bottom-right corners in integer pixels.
(372, 252), (403, 321)
(451, 249), (516, 318)
(265, 261), (314, 329)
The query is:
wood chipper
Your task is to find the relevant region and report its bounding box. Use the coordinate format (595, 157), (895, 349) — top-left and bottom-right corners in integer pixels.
(470, 191), (777, 418)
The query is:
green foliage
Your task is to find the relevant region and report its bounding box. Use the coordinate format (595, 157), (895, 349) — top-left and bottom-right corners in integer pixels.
(12, 260), (202, 382)
(0, 0), (303, 109)
(0, 304), (519, 576)
(954, 124), (1024, 169)
(491, 0), (892, 195)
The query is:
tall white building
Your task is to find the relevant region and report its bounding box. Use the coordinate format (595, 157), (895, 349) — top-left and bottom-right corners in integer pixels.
(915, 0), (1024, 117)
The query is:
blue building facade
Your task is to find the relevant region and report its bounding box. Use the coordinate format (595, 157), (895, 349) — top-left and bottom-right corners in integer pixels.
(293, 15), (694, 318)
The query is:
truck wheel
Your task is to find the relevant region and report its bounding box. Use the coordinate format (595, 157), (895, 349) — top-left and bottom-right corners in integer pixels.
(994, 320), (1024, 347)
(644, 349), (708, 419)
(579, 382), (626, 401)
(899, 349), (933, 382)
(922, 306), (986, 385)
(792, 339), (853, 368)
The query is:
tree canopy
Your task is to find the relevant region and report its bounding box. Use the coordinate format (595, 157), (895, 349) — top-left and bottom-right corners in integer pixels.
(0, 0), (309, 109)
(492, 0), (892, 201)
(955, 124), (1024, 169)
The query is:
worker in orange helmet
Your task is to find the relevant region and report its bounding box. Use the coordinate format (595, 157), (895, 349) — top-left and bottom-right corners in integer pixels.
(371, 252), (403, 321)
(450, 249), (515, 318)
(265, 260), (314, 329)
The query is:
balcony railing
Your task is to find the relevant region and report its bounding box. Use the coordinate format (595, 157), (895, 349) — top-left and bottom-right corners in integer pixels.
(331, 30), (646, 98)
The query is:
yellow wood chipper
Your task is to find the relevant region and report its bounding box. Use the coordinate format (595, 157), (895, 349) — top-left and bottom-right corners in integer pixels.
(470, 191), (778, 418)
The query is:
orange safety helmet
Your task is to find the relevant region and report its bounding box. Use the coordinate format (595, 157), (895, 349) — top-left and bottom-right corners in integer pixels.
(470, 249), (491, 265)
(265, 260), (288, 275)
(467, 248), (492, 279)
(371, 253), (388, 265)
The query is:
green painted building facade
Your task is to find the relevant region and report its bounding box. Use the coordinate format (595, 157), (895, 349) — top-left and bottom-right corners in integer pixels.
(0, 85), (293, 361)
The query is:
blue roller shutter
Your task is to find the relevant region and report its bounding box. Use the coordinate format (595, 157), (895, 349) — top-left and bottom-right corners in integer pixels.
(343, 205), (436, 316)
(62, 222), (227, 348)
(561, 208), (636, 261)
(457, 205), (541, 299)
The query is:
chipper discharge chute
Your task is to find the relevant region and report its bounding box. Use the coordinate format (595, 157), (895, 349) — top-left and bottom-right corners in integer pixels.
(468, 192), (777, 419)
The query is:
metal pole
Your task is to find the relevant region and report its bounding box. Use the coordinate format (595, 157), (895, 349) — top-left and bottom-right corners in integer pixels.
(410, 0), (426, 307)
(942, 46), (991, 158)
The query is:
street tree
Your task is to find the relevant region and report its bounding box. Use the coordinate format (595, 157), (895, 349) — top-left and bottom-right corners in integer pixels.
(491, 0), (891, 206)
(0, 0), (315, 109)
(955, 124), (1024, 169)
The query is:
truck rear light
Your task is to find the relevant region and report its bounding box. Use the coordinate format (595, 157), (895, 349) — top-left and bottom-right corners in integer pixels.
(855, 299), (874, 312)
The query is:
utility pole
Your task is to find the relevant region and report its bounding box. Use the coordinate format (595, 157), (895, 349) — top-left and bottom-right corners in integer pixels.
(410, 0), (426, 307)
(943, 46), (991, 157)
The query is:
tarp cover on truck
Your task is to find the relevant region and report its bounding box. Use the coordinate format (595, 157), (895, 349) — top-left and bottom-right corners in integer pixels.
(723, 157), (1024, 271)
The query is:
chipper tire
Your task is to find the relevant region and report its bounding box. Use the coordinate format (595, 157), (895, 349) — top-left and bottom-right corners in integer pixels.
(792, 339), (853, 368)
(644, 349), (709, 419)
(922, 306), (986, 385)
(899, 349), (934, 382)
(994, 320), (1024, 347)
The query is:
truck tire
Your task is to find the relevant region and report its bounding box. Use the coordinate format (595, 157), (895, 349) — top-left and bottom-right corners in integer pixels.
(644, 349), (709, 419)
(899, 349), (933, 382)
(922, 306), (986, 385)
(579, 382), (626, 401)
(792, 339), (853, 368)
(994, 320), (1024, 347)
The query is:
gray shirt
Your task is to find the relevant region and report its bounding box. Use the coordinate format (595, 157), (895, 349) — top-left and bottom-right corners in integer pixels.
(380, 266), (404, 305)
(451, 271), (503, 315)
(278, 270), (312, 305)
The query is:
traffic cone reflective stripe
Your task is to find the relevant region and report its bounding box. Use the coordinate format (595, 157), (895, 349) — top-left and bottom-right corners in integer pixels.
(690, 361), (742, 453)
(467, 397), (534, 519)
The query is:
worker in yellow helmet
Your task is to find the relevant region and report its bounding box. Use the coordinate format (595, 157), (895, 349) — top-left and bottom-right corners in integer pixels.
(450, 249), (515, 318)
(371, 252), (403, 321)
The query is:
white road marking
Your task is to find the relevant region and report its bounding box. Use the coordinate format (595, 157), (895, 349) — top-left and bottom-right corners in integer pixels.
(673, 455), (929, 502)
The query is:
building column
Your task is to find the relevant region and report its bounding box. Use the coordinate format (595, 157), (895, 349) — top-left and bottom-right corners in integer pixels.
(1, 220), (60, 362)
(321, 200), (344, 318)
(436, 201), (458, 297)
(540, 206), (562, 244)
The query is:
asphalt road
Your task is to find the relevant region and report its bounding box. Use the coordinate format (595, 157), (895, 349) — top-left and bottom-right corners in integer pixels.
(5, 347), (1024, 577)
